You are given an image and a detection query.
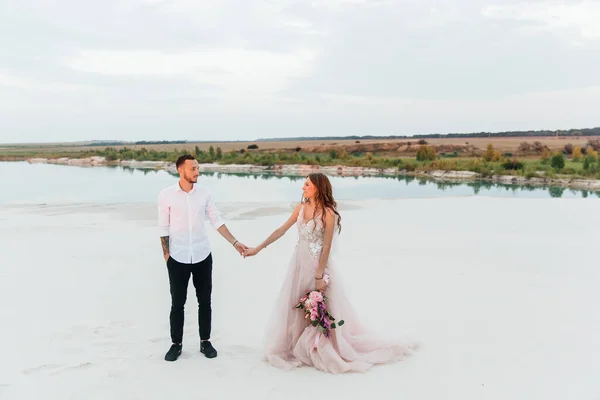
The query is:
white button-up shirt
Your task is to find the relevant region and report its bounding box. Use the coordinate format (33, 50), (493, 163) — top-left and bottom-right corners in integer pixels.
(157, 183), (225, 264)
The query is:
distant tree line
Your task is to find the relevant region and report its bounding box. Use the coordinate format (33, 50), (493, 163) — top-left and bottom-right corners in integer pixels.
(134, 140), (187, 145)
(84, 126), (600, 146)
(87, 140), (188, 146)
(86, 141), (128, 146)
(256, 127), (600, 141)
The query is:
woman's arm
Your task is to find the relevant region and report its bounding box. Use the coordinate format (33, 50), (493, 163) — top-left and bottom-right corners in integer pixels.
(315, 208), (335, 280)
(245, 203), (302, 256)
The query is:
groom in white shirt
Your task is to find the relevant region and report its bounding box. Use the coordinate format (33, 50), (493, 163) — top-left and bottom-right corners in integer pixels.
(157, 154), (248, 362)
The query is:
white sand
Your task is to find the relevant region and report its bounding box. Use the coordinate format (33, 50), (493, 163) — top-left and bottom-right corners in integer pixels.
(1, 197), (599, 399)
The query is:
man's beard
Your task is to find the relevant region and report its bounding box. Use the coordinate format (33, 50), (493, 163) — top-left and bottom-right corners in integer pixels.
(185, 174), (198, 183)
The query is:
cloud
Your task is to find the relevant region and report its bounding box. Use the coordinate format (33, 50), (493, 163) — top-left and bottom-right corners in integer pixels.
(0, 0), (598, 143)
(66, 48), (318, 95)
(0, 70), (100, 93)
(482, 1), (600, 43)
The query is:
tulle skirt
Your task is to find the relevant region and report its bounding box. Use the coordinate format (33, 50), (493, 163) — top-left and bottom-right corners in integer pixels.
(262, 239), (418, 374)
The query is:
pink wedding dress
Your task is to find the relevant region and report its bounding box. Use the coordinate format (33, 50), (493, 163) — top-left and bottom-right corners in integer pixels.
(263, 205), (418, 374)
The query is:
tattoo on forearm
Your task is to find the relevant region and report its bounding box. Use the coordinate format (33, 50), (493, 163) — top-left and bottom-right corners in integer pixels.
(160, 236), (169, 255)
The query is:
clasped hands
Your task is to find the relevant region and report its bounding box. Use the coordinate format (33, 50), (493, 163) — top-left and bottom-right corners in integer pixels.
(231, 239), (260, 258)
(241, 245), (260, 258)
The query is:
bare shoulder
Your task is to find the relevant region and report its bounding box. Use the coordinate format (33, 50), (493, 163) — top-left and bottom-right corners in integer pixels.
(289, 202), (303, 218)
(324, 207), (336, 218)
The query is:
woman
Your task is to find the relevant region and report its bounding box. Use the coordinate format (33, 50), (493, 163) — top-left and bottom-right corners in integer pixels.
(243, 173), (417, 374)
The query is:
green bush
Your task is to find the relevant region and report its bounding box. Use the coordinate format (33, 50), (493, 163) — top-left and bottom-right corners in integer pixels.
(404, 163), (416, 172)
(550, 153), (565, 170)
(501, 159), (524, 170)
(416, 145), (436, 161)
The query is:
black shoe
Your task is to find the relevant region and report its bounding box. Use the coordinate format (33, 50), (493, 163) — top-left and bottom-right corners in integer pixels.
(164, 343), (182, 362)
(200, 341), (217, 358)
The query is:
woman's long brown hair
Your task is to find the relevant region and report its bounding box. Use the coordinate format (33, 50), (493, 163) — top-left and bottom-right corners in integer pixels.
(302, 173), (342, 234)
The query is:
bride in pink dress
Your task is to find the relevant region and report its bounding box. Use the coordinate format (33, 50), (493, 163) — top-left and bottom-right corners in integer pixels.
(243, 173), (417, 374)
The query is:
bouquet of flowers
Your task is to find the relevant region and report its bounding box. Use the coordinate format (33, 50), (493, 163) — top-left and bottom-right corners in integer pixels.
(294, 273), (344, 347)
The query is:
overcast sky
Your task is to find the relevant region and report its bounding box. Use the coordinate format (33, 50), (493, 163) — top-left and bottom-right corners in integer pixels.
(0, 0), (599, 143)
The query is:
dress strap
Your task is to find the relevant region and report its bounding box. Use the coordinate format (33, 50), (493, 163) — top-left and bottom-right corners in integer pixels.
(297, 203), (305, 223)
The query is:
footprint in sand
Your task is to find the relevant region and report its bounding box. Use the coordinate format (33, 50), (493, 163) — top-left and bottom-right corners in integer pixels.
(52, 362), (93, 375)
(22, 364), (62, 375)
(22, 362), (93, 376)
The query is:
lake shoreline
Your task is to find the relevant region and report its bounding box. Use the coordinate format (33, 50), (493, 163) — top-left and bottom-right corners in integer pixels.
(21, 156), (600, 191)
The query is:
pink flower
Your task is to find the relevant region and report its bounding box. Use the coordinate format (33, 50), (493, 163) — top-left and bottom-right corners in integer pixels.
(310, 308), (319, 321)
(304, 299), (314, 309)
(309, 291), (323, 303)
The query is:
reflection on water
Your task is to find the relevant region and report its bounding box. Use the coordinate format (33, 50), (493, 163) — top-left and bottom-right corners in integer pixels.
(1, 161), (598, 205)
(120, 165), (599, 200)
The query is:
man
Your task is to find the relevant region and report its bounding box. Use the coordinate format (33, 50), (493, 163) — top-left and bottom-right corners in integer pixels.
(157, 154), (248, 362)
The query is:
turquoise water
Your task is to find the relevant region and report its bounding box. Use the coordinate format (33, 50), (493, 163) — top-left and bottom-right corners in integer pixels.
(0, 161), (597, 205)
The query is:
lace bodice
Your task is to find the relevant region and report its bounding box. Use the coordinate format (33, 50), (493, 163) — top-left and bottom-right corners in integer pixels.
(297, 205), (325, 259)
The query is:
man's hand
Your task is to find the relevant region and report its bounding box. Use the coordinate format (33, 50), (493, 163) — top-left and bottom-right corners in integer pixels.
(233, 241), (248, 256)
(217, 225), (249, 256)
(243, 247), (260, 258)
(164, 253), (170, 262)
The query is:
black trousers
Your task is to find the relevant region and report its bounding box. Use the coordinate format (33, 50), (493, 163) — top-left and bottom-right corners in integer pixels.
(166, 253), (213, 344)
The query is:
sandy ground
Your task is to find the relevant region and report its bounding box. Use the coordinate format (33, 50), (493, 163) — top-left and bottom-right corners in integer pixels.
(1, 197), (599, 399)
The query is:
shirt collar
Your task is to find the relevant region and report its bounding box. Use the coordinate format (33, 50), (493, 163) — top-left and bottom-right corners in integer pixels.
(176, 182), (196, 193)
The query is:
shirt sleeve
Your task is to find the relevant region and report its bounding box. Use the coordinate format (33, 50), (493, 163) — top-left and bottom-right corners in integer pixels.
(205, 192), (225, 229)
(157, 190), (170, 236)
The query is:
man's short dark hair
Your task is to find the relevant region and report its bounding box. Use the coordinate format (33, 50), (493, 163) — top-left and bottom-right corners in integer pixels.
(176, 154), (196, 169)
